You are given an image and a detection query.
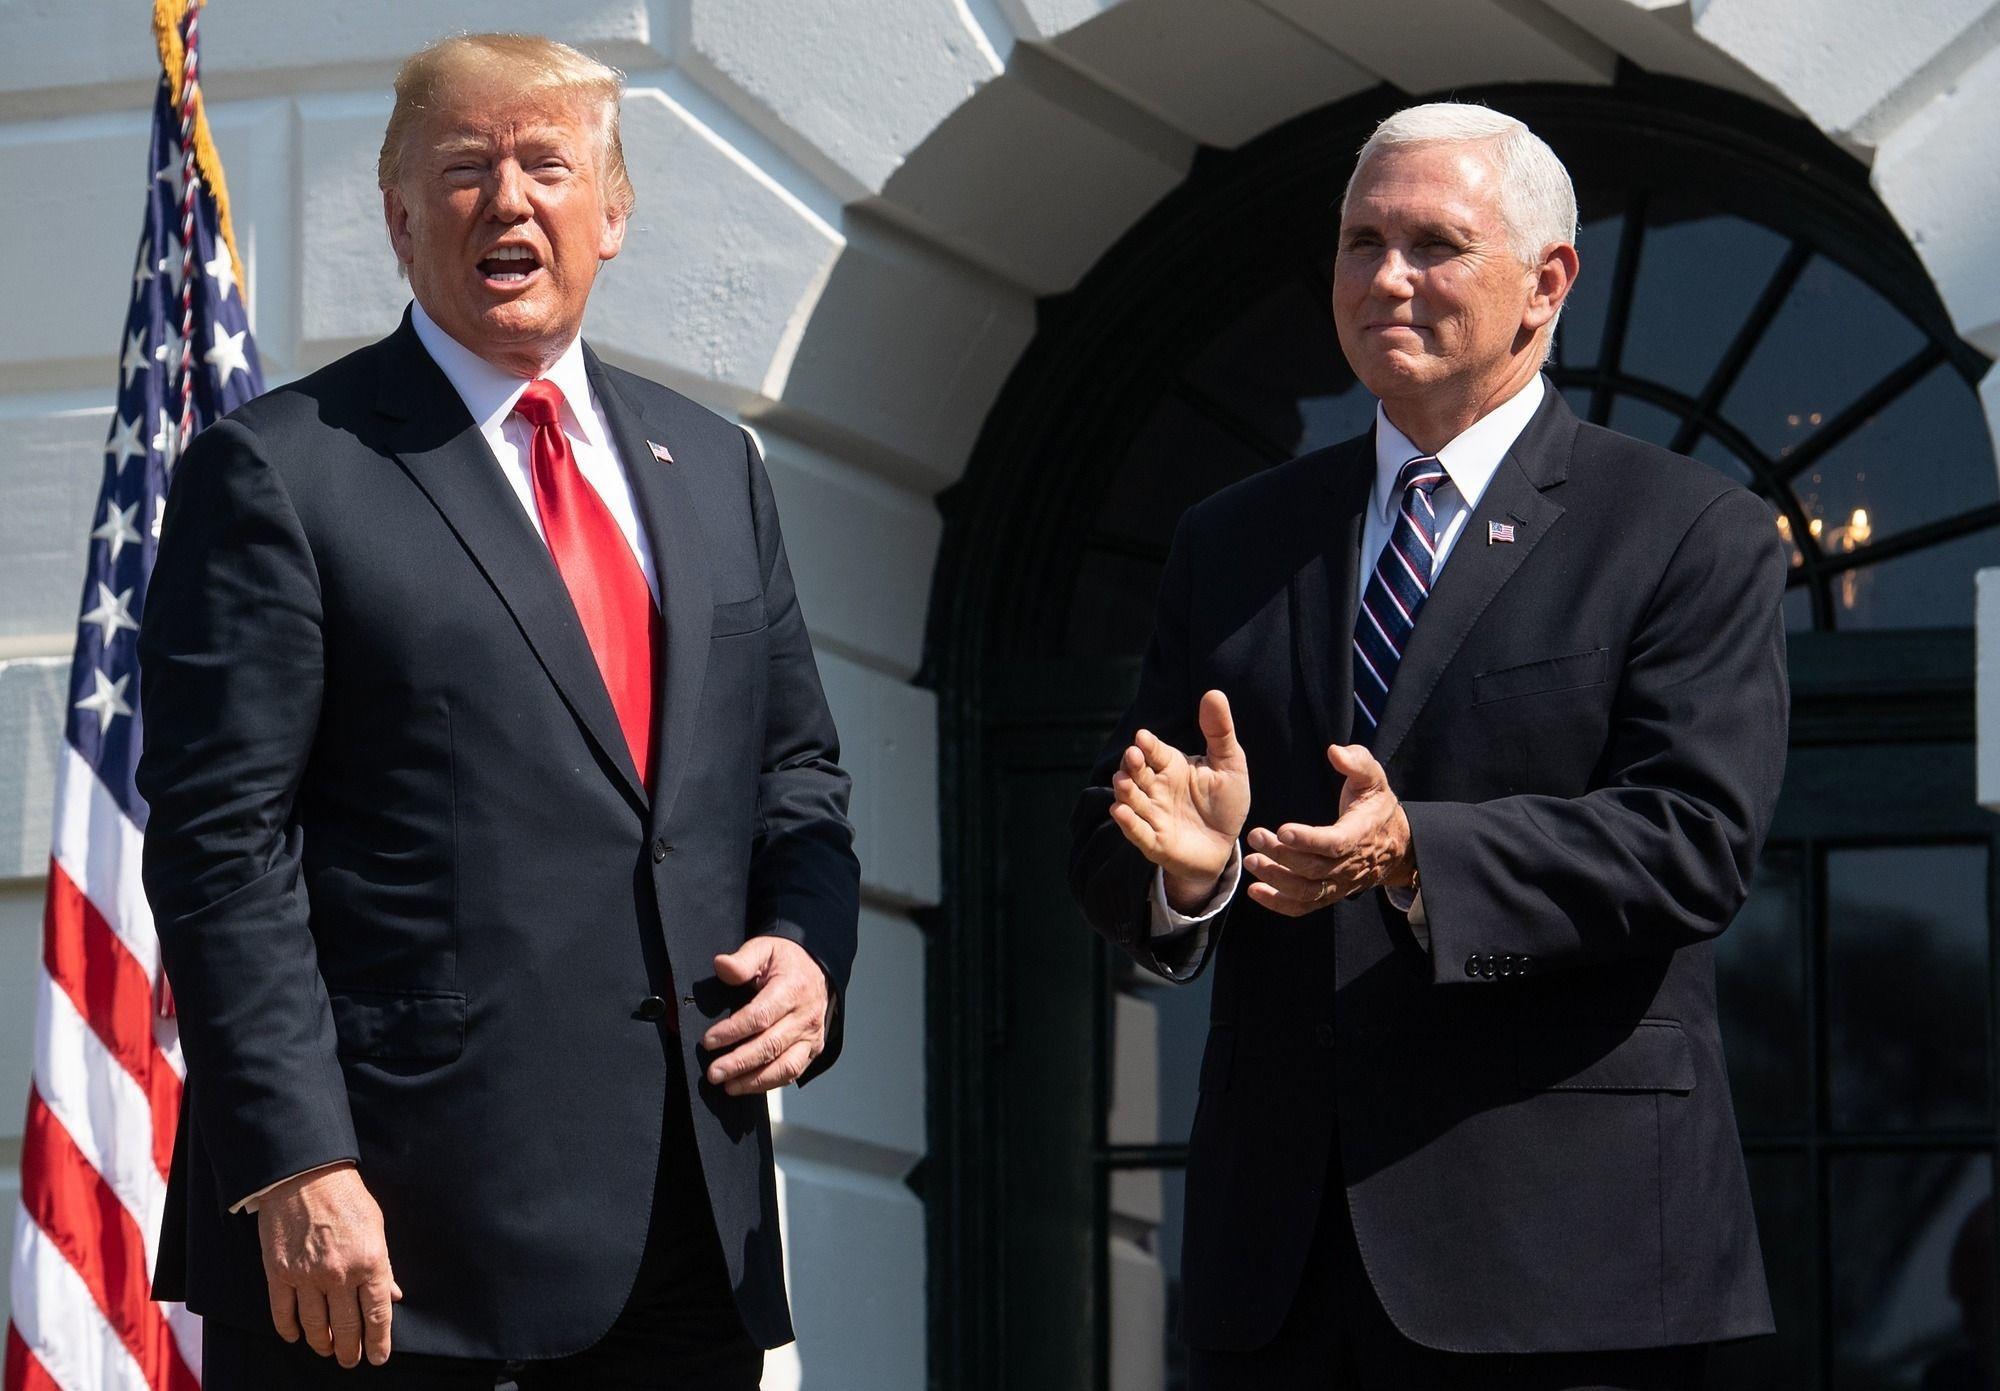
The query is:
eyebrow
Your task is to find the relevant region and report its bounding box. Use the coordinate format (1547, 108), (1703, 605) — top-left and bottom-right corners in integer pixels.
(429, 127), (581, 159)
(1341, 218), (1474, 242)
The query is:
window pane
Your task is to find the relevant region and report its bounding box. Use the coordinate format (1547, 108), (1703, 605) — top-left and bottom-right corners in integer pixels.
(1554, 211), (1627, 371)
(1826, 846), (1990, 1132)
(1689, 432), (1759, 490)
(1724, 255), (1927, 462)
(1709, 1152), (1815, 1391)
(1718, 848), (1807, 1134)
(1831, 525), (2000, 629)
(1784, 583), (1816, 632)
(1831, 1152), (1995, 1391)
(1621, 212), (1790, 398)
(1108, 1166), (1192, 1391)
(1108, 969), (1212, 1390)
(1116, 963), (1215, 1148)
(1791, 364), (1997, 550)
(1109, 1198), (1171, 1391)
(1606, 393), (1685, 450)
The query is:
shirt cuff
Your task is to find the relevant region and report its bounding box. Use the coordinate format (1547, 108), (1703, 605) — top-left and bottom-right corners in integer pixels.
(1150, 844), (1242, 936)
(231, 1159), (357, 1215)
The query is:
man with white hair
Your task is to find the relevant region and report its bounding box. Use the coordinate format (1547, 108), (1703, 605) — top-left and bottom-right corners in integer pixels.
(140, 32), (858, 1389)
(1070, 102), (1783, 1387)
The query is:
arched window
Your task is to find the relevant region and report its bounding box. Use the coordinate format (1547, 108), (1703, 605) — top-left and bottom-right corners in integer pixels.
(929, 73), (1998, 1391)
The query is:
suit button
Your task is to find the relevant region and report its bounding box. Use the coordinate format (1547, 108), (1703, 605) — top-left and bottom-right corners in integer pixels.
(651, 838), (671, 863)
(1499, 954), (1515, 977)
(1464, 955), (1481, 978)
(1519, 956), (1532, 975)
(1316, 1023), (1336, 1048)
(634, 995), (668, 1021)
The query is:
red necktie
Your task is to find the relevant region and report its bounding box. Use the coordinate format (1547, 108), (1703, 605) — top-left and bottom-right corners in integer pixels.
(512, 379), (660, 791)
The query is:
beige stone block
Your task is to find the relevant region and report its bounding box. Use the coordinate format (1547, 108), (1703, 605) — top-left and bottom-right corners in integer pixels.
(684, 0), (1002, 200)
(1050, 0), (1375, 148)
(775, 218), (1036, 487)
(758, 431), (942, 678)
(816, 654), (940, 908)
(1257, 0), (1615, 91)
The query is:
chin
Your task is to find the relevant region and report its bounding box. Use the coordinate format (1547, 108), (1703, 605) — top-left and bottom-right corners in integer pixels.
(1351, 353), (1433, 401)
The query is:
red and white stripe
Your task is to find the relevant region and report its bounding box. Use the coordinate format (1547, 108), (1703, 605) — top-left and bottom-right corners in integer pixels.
(7, 747), (201, 1391)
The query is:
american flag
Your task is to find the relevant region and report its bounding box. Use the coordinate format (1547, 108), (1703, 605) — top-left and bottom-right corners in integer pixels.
(5, 5), (261, 1387)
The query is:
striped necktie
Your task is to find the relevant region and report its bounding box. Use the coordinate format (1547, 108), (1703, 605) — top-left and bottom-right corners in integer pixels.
(1352, 455), (1448, 742)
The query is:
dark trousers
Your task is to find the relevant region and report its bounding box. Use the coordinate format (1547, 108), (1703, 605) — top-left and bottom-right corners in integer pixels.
(203, 1066), (762, 1391)
(1187, 1153), (1709, 1391)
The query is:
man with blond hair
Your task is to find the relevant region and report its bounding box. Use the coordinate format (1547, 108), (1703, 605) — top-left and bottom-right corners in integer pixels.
(1070, 102), (1783, 1387)
(140, 32), (858, 1389)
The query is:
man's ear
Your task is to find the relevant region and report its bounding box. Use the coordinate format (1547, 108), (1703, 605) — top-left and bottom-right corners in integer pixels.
(383, 187), (414, 268)
(599, 201), (628, 264)
(1523, 241), (1579, 334)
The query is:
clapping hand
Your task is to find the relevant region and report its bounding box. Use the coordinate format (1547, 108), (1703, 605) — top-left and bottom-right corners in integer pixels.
(1243, 743), (1414, 916)
(1109, 690), (1252, 912)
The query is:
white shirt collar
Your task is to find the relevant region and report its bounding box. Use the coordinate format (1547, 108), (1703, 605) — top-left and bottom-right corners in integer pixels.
(1371, 374), (1547, 522)
(408, 298), (604, 449)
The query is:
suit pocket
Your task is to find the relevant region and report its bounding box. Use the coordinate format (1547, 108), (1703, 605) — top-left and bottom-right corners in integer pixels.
(710, 595), (767, 638)
(1472, 647), (1608, 705)
(328, 988), (467, 1063)
(1515, 1018), (1693, 1093)
(1198, 1024), (1237, 1094)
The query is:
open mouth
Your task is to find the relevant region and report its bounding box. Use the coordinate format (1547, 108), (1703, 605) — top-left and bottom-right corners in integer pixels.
(477, 244), (542, 286)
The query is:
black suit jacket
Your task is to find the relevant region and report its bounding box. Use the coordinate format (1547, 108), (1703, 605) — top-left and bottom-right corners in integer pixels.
(1070, 388), (1784, 1354)
(137, 313), (860, 1357)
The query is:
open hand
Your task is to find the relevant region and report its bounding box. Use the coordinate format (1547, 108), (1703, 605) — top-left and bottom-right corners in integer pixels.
(1244, 743), (1414, 917)
(257, 1165), (402, 1368)
(1110, 690), (1251, 911)
(702, 936), (831, 1095)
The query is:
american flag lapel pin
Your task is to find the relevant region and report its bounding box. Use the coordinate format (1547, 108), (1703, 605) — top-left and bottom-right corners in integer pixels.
(647, 439), (674, 465)
(1488, 520), (1516, 545)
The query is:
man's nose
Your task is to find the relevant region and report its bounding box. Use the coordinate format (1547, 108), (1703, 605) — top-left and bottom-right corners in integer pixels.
(1371, 249), (1415, 297)
(489, 162), (531, 221)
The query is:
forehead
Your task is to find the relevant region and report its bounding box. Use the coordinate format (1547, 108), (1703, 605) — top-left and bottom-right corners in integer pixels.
(1342, 142), (1502, 227)
(415, 82), (599, 148)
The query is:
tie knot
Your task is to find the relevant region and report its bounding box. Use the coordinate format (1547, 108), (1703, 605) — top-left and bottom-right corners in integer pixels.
(1397, 456), (1447, 498)
(514, 378), (564, 429)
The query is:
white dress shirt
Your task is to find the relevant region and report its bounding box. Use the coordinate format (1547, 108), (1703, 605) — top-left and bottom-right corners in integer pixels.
(1147, 375), (1548, 974)
(410, 299), (659, 603)
(233, 303), (658, 1214)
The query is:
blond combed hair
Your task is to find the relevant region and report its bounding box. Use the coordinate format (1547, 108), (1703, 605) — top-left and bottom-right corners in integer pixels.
(377, 33), (635, 218)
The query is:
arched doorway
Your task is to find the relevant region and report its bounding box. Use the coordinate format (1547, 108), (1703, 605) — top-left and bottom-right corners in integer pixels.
(926, 72), (1999, 1391)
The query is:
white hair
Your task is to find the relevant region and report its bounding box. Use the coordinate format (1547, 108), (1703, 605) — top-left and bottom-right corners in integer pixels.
(1341, 103), (1579, 265)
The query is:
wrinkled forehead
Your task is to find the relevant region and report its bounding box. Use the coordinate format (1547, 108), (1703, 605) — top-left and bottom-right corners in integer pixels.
(412, 80), (604, 154)
(1342, 141), (1504, 227)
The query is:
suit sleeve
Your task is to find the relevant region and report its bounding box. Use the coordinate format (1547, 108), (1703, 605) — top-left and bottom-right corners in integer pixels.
(740, 429), (861, 1083)
(1068, 513), (1231, 982)
(136, 417), (359, 1208)
(1404, 487), (1789, 986)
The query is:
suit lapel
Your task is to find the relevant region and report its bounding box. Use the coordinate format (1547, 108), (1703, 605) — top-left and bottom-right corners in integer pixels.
(1368, 388), (1576, 766)
(585, 346), (713, 829)
(1292, 436), (1374, 760)
(375, 317), (649, 811)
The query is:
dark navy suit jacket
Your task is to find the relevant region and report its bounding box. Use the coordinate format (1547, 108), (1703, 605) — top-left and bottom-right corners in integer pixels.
(138, 312), (859, 1357)
(1070, 388), (1784, 1354)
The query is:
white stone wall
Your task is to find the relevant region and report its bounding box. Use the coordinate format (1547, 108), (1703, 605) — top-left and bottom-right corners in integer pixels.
(5, 2), (1997, 1384)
